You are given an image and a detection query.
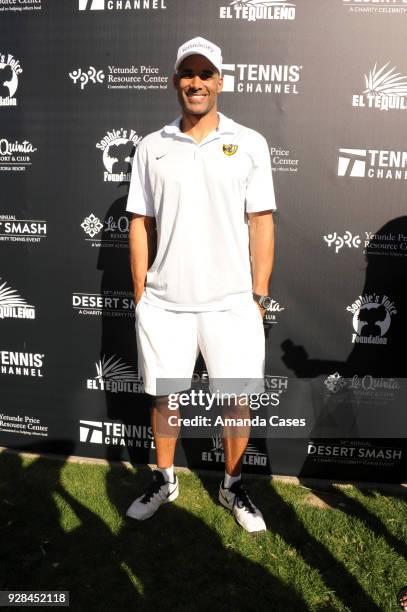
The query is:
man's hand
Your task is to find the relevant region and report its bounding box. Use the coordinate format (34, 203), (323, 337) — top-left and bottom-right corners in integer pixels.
(255, 301), (267, 319)
(129, 214), (157, 304)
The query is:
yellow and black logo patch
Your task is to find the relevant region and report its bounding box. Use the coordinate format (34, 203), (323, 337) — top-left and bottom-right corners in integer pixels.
(222, 144), (238, 156)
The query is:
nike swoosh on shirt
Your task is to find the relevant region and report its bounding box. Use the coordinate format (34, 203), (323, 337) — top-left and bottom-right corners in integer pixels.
(155, 153), (168, 160)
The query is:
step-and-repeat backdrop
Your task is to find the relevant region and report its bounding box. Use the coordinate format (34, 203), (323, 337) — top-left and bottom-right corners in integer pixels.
(1, 0), (406, 482)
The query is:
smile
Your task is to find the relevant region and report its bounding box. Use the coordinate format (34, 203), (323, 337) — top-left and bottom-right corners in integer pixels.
(187, 95), (208, 102)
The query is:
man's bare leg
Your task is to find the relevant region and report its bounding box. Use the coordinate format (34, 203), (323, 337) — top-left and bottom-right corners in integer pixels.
(222, 398), (250, 476)
(219, 398), (266, 533)
(223, 435), (250, 476)
(126, 395), (180, 520)
(151, 395), (180, 468)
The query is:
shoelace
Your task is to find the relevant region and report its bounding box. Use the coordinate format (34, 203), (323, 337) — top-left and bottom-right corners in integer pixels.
(231, 482), (256, 514)
(141, 473), (166, 504)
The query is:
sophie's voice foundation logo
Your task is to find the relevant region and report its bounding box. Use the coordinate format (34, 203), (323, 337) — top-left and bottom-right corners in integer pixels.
(96, 129), (142, 183)
(0, 53), (22, 107)
(347, 294), (397, 345)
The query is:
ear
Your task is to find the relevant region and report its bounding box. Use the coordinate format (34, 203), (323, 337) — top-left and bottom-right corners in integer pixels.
(173, 73), (179, 89)
(217, 75), (224, 94)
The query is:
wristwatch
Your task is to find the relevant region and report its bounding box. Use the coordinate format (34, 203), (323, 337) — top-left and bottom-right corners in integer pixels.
(252, 293), (272, 310)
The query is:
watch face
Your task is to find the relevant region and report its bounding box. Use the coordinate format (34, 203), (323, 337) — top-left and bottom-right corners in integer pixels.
(261, 296), (272, 309)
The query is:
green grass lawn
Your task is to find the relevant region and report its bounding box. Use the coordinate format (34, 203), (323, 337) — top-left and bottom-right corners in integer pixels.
(1, 450), (407, 611)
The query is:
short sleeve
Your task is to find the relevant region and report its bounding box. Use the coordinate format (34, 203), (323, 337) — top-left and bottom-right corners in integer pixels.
(126, 141), (155, 216)
(245, 134), (277, 213)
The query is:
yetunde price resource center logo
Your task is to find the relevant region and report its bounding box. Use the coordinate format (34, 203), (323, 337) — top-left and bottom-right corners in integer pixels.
(323, 230), (407, 256)
(0, 279), (35, 320)
(338, 147), (407, 181)
(0, 0), (42, 13)
(270, 146), (299, 173)
(87, 354), (144, 394)
(347, 294), (397, 345)
(69, 64), (168, 91)
(0, 412), (48, 437)
(0, 214), (47, 244)
(324, 231), (362, 253)
(0, 52), (22, 107)
(0, 138), (37, 173)
(79, 420), (154, 449)
(219, 0), (296, 21)
(221, 62), (302, 94)
(96, 129), (142, 183)
(353, 63), (407, 111)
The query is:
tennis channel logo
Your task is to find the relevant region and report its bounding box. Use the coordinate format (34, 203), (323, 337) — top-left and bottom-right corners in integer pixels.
(222, 62), (302, 94)
(79, 420), (154, 449)
(338, 148), (407, 180)
(78, 0), (167, 12)
(0, 350), (44, 377)
(219, 0), (296, 21)
(87, 354), (144, 393)
(352, 63), (407, 111)
(96, 129), (142, 182)
(0, 279), (36, 320)
(0, 53), (22, 107)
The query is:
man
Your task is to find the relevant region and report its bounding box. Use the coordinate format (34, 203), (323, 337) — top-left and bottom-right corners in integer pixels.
(125, 37), (276, 533)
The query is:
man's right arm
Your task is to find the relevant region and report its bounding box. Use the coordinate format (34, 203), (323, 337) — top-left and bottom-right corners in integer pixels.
(129, 213), (157, 303)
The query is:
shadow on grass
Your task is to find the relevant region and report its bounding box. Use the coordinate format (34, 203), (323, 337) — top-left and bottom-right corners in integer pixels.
(0, 447), (308, 612)
(196, 472), (381, 612)
(260, 479), (382, 611)
(105, 463), (308, 611)
(304, 484), (407, 566)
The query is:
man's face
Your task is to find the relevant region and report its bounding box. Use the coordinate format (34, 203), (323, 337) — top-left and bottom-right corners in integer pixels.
(174, 54), (223, 117)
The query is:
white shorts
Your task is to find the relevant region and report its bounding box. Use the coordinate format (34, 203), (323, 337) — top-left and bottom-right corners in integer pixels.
(135, 296), (265, 396)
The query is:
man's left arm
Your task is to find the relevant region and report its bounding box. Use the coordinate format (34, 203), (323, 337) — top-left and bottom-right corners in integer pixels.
(248, 211), (275, 316)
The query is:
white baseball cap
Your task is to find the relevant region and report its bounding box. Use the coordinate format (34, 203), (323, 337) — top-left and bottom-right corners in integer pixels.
(174, 37), (223, 74)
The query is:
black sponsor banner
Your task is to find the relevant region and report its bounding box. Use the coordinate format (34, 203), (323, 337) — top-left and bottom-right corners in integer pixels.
(1, 0), (406, 482)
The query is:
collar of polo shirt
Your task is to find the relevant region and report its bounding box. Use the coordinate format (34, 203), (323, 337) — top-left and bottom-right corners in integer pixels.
(162, 112), (236, 137)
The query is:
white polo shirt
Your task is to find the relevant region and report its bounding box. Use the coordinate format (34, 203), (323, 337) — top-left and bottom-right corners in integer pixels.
(126, 112), (276, 312)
